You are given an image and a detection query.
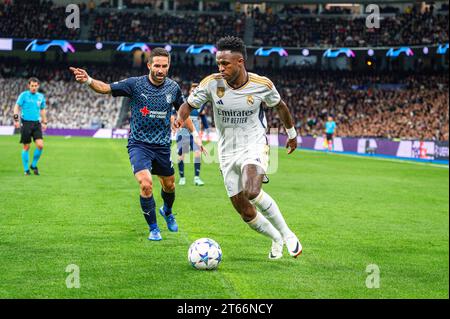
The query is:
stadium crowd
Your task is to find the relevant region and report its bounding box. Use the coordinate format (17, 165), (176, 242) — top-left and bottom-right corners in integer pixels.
(89, 11), (246, 43)
(0, 0), (83, 40)
(1, 1), (447, 47)
(0, 63), (126, 129)
(264, 70), (449, 141)
(252, 10), (449, 47)
(1, 58), (448, 141)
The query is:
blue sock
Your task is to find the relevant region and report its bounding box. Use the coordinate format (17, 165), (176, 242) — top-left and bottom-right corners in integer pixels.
(21, 150), (29, 172)
(161, 189), (175, 216)
(178, 160), (184, 178)
(140, 196), (157, 230)
(194, 162), (201, 177)
(31, 148), (43, 168)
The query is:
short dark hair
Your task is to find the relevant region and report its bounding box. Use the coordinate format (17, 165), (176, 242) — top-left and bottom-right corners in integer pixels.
(28, 77), (40, 84)
(149, 47), (170, 63)
(216, 36), (247, 60)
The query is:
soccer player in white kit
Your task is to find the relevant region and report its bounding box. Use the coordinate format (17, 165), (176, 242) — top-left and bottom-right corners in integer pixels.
(175, 36), (302, 259)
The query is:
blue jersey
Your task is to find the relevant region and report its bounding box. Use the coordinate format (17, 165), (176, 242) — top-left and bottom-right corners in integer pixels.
(325, 121), (336, 134)
(111, 76), (185, 146)
(16, 90), (46, 121)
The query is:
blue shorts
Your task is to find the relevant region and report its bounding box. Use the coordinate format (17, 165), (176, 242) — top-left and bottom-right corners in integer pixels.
(176, 134), (199, 156)
(127, 139), (174, 176)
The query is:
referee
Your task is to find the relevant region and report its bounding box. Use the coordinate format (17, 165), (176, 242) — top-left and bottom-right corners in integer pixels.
(13, 77), (47, 176)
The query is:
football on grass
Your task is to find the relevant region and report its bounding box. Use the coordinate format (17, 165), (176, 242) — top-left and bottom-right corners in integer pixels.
(188, 238), (222, 270)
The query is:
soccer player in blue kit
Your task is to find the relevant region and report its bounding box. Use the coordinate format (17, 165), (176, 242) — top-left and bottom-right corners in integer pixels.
(70, 48), (203, 241)
(176, 83), (205, 186)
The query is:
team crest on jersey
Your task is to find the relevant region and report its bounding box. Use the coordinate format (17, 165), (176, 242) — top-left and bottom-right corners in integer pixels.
(247, 95), (254, 105)
(166, 94), (172, 104)
(216, 87), (225, 98)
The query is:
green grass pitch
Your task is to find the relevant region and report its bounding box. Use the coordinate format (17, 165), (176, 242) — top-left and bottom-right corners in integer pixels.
(0, 135), (448, 298)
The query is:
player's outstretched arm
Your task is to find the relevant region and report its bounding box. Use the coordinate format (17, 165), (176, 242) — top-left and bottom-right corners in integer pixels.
(69, 67), (111, 94)
(275, 100), (298, 154)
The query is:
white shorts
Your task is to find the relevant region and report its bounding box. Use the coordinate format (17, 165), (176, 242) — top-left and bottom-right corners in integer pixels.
(219, 143), (270, 197)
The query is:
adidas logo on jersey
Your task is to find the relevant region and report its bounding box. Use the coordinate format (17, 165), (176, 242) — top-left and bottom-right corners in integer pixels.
(216, 100), (224, 105)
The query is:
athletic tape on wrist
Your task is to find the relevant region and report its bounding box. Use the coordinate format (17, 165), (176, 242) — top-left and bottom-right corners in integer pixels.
(287, 127), (297, 139)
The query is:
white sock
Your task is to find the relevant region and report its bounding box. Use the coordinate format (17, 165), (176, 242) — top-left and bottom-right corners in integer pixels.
(246, 212), (282, 242)
(250, 190), (292, 238)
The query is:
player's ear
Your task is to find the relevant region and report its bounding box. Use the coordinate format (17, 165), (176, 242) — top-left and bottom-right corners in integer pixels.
(147, 62), (151, 70)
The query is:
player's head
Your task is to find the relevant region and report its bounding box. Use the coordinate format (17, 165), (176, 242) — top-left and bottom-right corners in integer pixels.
(190, 82), (199, 95)
(147, 47), (171, 85)
(328, 116), (333, 122)
(28, 77), (40, 94)
(215, 36), (247, 83)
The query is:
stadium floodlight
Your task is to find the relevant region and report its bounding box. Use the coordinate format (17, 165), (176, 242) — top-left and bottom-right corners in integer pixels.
(95, 42), (103, 50)
(323, 48), (356, 58)
(368, 49), (375, 56)
(423, 47), (429, 55)
(25, 40), (75, 53)
(185, 44), (217, 55)
(386, 47), (414, 57)
(301, 49), (310, 57)
(116, 42), (151, 52)
(254, 47), (289, 57)
(437, 44), (449, 55)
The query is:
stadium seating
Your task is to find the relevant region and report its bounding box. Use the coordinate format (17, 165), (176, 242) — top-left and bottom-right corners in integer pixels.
(252, 11), (448, 47)
(1, 59), (448, 141)
(0, 1), (447, 47)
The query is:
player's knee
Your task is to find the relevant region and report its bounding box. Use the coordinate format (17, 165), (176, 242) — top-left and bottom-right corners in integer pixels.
(139, 179), (153, 196)
(163, 180), (176, 193)
(243, 187), (261, 201)
(36, 142), (44, 150)
(240, 209), (256, 222)
(23, 144), (30, 151)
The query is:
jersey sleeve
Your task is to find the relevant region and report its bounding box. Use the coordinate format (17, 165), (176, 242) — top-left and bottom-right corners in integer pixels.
(187, 80), (211, 109)
(16, 92), (25, 107)
(263, 82), (281, 108)
(110, 77), (136, 97)
(172, 84), (186, 111)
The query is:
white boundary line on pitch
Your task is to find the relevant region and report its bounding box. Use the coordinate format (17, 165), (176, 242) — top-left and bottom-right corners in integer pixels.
(299, 148), (449, 169)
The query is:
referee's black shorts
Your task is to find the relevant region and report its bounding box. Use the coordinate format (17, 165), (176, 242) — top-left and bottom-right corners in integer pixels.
(20, 120), (43, 144)
(326, 133), (334, 141)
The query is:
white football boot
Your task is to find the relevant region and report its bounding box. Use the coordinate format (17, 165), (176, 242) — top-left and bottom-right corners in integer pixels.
(179, 177), (186, 185)
(194, 176), (205, 186)
(269, 239), (284, 260)
(284, 233), (302, 258)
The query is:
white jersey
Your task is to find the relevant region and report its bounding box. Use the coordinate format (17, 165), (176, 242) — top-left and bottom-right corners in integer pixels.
(187, 72), (281, 158)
